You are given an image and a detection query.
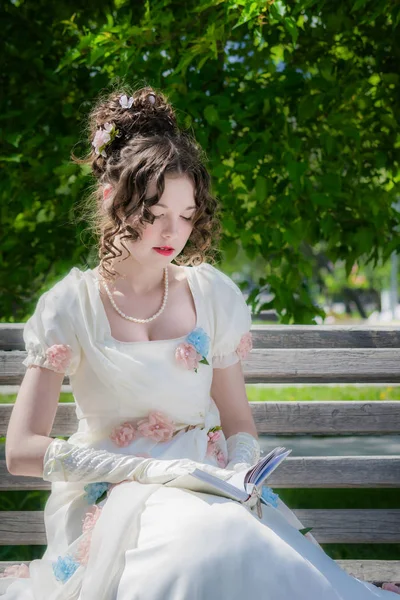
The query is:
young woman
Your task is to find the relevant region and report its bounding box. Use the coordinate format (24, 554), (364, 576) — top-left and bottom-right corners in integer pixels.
(2, 86), (399, 599)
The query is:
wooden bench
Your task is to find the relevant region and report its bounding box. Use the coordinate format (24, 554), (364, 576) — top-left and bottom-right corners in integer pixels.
(0, 323), (399, 586)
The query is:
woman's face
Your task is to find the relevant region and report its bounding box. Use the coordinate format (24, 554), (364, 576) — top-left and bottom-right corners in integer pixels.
(117, 173), (196, 267)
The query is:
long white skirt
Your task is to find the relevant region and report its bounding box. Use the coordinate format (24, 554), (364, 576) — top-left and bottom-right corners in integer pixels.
(0, 481), (398, 599)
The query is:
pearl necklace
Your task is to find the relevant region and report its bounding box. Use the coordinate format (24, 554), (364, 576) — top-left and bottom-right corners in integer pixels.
(101, 267), (169, 323)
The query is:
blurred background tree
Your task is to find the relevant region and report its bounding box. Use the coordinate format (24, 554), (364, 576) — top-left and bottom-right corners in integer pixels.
(1, 0), (399, 323)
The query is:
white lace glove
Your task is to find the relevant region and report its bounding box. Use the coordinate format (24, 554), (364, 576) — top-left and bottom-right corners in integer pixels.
(42, 438), (236, 485)
(225, 432), (261, 473)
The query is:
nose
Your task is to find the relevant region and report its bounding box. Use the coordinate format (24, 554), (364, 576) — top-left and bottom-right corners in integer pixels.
(161, 216), (179, 240)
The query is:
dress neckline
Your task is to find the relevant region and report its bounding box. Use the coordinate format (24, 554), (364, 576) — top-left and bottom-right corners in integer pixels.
(89, 265), (200, 345)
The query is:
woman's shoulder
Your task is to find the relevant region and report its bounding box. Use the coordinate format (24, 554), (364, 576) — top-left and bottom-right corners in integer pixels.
(37, 266), (88, 311)
(190, 262), (245, 301)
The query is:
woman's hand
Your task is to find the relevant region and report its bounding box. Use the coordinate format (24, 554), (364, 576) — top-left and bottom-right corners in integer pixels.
(136, 457), (237, 484)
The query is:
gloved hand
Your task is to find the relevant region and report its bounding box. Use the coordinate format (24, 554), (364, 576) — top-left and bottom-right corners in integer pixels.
(42, 438), (236, 485)
(225, 432), (261, 473)
(138, 456), (236, 484)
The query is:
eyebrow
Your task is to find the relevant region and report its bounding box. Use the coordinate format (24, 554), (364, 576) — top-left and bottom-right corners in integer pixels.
(155, 203), (196, 210)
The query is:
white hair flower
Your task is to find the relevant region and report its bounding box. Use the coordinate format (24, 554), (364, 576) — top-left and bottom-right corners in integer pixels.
(119, 95), (134, 109)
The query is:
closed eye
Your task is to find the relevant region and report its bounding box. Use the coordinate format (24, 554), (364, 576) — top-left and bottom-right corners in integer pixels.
(151, 214), (192, 222)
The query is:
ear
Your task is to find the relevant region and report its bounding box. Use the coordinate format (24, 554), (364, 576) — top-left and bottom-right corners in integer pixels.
(101, 184), (114, 214)
(103, 184), (113, 202)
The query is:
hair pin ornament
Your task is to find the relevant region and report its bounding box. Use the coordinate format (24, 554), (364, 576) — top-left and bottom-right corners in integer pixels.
(119, 95), (134, 109)
(92, 122), (119, 158)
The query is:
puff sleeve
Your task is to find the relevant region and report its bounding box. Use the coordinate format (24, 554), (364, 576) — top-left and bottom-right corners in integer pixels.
(22, 278), (82, 377)
(203, 264), (253, 369)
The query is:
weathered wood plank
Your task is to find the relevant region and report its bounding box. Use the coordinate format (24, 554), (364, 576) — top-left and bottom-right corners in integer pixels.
(334, 560), (400, 585)
(2, 348), (400, 385)
(293, 509), (400, 543)
(1, 402), (400, 436)
(265, 456), (400, 488)
(251, 401), (400, 435)
(251, 325), (400, 349)
(243, 349), (400, 383)
(0, 559), (398, 584)
(1, 456), (399, 491)
(0, 512), (46, 545)
(2, 324), (400, 351)
(1, 509), (398, 544)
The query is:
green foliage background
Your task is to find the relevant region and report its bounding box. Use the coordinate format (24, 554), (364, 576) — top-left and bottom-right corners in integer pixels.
(1, 0), (400, 323)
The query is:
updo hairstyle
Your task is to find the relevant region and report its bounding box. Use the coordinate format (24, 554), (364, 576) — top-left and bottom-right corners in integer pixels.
(73, 86), (221, 282)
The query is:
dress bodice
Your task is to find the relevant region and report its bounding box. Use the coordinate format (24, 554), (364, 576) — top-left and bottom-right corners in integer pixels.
(22, 263), (253, 467)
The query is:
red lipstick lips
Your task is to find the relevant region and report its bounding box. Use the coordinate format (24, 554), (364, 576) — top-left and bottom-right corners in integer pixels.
(153, 247), (174, 256)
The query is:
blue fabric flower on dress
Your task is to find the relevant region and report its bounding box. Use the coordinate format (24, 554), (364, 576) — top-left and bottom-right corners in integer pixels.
(175, 327), (211, 373)
(84, 482), (110, 504)
(261, 486), (279, 508)
(52, 555), (80, 583)
(186, 328), (210, 357)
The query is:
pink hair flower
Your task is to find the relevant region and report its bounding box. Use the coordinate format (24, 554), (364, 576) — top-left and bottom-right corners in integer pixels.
(109, 421), (137, 447)
(236, 332), (253, 360)
(137, 410), (175, 442)
(92, 122), (118, 158)
(45, 344), (73, 373)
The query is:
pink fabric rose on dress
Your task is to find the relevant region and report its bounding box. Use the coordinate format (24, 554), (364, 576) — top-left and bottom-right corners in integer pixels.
(206, 427), (227, 467)
(109, 421), (137, 447)
(0, 563), (30, 578)
(206, 441), (227, 467)
(45, 344), (73, 372)
(76, 535), (91, 567)
(82, 505), (102, 534)
(236, 332), (253, 360)
(215, 449), (228, 468)
(137, 411), (175, 442)
(207, 430), (221, 444)
(382, 583), (400, 593)
(77, 505), (103, 566)
(175, 343), (201, 371)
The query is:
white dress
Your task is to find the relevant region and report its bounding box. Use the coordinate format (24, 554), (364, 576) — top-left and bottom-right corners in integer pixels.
(0, 263), (397, 599)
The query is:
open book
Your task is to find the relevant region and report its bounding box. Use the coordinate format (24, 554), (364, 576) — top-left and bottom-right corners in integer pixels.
(164, 446), (291, 504)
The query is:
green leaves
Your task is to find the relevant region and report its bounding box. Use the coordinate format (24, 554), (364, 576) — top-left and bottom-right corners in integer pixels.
(2, 0), (400, 324)
(204, 105), (220, 126)
(299, 527), (313, 536)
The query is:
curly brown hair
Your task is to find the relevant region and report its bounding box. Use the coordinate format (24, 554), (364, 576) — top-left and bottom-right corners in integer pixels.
(73, 85), (221, 282)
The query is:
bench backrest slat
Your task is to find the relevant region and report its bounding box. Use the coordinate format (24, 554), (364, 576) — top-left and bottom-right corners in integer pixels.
(1, 456), (399, 491)
(2, 324), (400, 350)
(2, 401), (399, 437)
(2, 348), (400, 384)
(1, 509), (398, 545)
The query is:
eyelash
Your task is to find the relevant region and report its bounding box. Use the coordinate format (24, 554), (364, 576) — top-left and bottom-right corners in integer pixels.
(152, 215), (192, 222)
